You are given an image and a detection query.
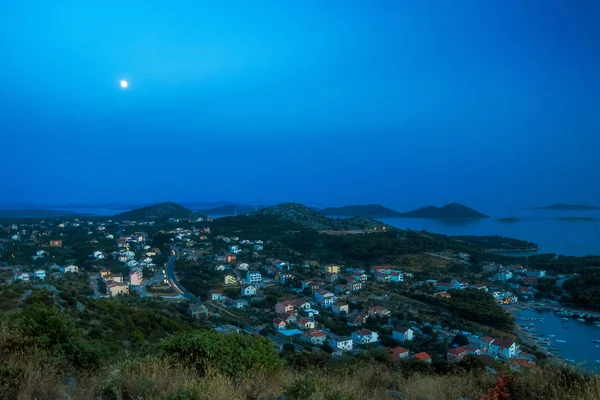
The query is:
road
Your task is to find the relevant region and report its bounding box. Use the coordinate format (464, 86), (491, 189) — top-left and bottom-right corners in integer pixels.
(165, 247), (197, 301)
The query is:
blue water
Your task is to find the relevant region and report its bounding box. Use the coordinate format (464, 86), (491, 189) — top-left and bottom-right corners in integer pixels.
(515, 309), (600, 369)
(380, 208), (600, 256)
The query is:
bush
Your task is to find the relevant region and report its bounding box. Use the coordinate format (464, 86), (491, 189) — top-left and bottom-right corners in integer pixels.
(158, 330), (284, 378)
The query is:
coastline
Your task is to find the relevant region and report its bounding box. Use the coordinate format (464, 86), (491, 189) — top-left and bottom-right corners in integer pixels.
(487, 246), (541, 253)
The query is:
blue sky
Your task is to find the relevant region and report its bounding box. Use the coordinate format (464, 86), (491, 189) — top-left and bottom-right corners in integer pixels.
(1, 0), (599, 209)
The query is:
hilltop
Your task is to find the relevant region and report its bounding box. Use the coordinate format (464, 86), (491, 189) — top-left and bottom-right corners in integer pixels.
(320, 204), (401, 218)
(114, 202), (194, 220)
(398, 203), (489, 219)
(253, 202), (385, 230)
(537, 204), (600, 210)
(198, 203), (266, 215)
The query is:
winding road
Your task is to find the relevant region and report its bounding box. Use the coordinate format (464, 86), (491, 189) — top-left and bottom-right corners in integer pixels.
(166, 248), (198, 301)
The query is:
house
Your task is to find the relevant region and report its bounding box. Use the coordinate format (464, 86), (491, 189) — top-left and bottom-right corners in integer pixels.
(63, 265), (79, 274)
(467, 346), (481, 355)
(229, 245), (240, 254)
(273, 318), (286, 330)
(414, 352), (432, 363)
(214, 264), (226, 272)
(209, 289), (224, 301)
(274, 262), (289, 271)
(435, 282), (454, 292)
(253, 244), (263, 251)
(522, 277), (538, 286)
(328, 334), (353, 352)
(275, 300), (295, 315)
(347, 312), (368, 327)
(451, 279), (469, 290)
(368, 306), (390, 317)
(241, 284), (257, 297)
(447, 347), (468, 363)
(226, 254), (237, 263)
(301, 280), (320, 291)
(93, 251), (105, 259)
(50, 239), (63, 247)
(348, 281), (362, 291)
(511, 265), (527, 274)
(297, 317), (316, 330)
(14, 271), (30, 281)
(392, 326), (414, 343)
(490, 338), (520, 358)
(324, 264), (340, 274)
(352, 329), (378, 345)
(433, 291), (451, 299)
(34, 269), (46, 280)
(294, 299), (311, 310)
(112, 274), (124, 283)
(130, 268), (143, 286)
(247, 271), (262, 284)
(352, 273), (368, 282)
(325, 273), (339, 283)
(371, 265), (392, 275)
(107, 282), (129, 297)
(526, 270), (546, 278)
(237, 263), (249, 271)
(100, 269), (111, 279)
(331, 301), (349, 316)
(188, 303), (209, 319)
(232, 299), (248, 309)
(304, 330), (327, 345)
(495, 270), (513, 282)
(279, 313), (297, 325)
(126, 260), (138, 268)
(224, 274), (239, 285)
(471, 283), (488, 292)
(389, 271), (404, 282)
(334, 284), (349, 294)
(277, 272), (294, 285)
(388, 346), (409, 361)
(375, 273), (390, 283)
(313, 289), (335, 308)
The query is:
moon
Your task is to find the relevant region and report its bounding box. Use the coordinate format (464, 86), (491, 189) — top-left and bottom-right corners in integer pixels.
(120, 80), (128, 89)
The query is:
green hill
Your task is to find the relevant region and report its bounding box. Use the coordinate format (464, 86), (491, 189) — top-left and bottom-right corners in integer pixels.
(114, 202), (194, 220)
(398, 203), (489, 219)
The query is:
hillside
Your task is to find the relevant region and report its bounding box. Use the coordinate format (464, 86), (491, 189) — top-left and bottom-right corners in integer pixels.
(320, 204), (401, 218)
(253, 202), (385, 230)
(537, 204), (600, 210)
(114, 202), (194, 220)
(198, 203), (267, 215)
(398, 203), (489, 219)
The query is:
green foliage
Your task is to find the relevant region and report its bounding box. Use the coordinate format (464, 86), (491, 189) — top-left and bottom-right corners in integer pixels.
(453, 334), (469, 347)
(563, 274), (600, 311)
(158, 330), (284, 378)
(286, 374), (317, 400)
(448, 289), (513, 331)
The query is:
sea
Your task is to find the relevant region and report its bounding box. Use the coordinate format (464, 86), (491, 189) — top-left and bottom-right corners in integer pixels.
(515, 309), (600, 370)
(378, 207), (600, 257)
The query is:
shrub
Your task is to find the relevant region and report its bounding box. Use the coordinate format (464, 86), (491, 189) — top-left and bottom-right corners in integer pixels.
(158, 330), (284, 378)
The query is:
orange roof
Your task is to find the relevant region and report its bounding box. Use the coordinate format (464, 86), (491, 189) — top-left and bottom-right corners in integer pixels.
(414, 352), (431, 361)
(448, 347), (467, 354)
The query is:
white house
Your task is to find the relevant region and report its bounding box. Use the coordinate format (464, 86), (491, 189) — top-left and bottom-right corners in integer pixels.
(93, 251), (105, 259)
(229, 245), (240, 254)
(209, 289), (224, 301)
(489, 338), (520, 358)
(62, 265), (79, 273)
(237, 263), (249, 271)
(241, 284), (257, 297)
(495, 271), (513, 282)
(126, 260), (138, 268)
(247, 271), (262, 284)
(392, 326), (414, 343)
(34, 269), (46, 280)
(314, 289), (335, 308)
(304, 330), (327, 345)
(328, 335), (353, 352)
(130, 268), (143, 286)
(352, 329), (378, 345)
(14, 271), (30, 281)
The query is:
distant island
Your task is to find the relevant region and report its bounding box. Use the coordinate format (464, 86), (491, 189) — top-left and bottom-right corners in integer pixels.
(320, 204), (401, 218)
(319, 202), (488, 219)
(114, 202), (195, 220)
(559, 217), (596, 222)
(494, 218), (520, 223)
(398, 203), (489, 219)
(537, 204), (600, 210)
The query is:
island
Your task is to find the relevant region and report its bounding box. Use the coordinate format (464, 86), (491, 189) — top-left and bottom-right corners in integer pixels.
(396, 203), (489, 219)
(537, 204), (600, 211)
(319, 204), (401, 218)
(114, 202), (195, 220)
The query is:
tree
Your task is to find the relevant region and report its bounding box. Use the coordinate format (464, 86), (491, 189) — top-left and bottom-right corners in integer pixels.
(453, 334), (469, 347)
(422, 325), (433, 335)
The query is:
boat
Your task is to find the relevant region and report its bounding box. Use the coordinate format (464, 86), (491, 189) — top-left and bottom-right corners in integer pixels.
(563, 326), (569, 329)
(595, 360), (600, 364)
(562, 317), (570, 321)
(565, 359), (576, 363)
(577, 318), (586, 322)
(548, 334), (556, 337)
(596, 345), (599, 349)
(592, 340), (600, 344)
(556, 340), (566, 343)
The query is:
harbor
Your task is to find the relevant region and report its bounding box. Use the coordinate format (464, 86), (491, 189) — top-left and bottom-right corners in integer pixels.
(513, 306), (600, 369)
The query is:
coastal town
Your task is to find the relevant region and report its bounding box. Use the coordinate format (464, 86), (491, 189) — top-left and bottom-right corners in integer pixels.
(0, 205), (596, 374)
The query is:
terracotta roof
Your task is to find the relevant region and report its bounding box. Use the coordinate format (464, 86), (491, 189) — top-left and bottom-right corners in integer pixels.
(448, 347), (467, 354)
(492, 338), (515, 349)
(394, 325), (411, 334)
(414, 352), (431, 361)
(482, 336), (495, 343)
